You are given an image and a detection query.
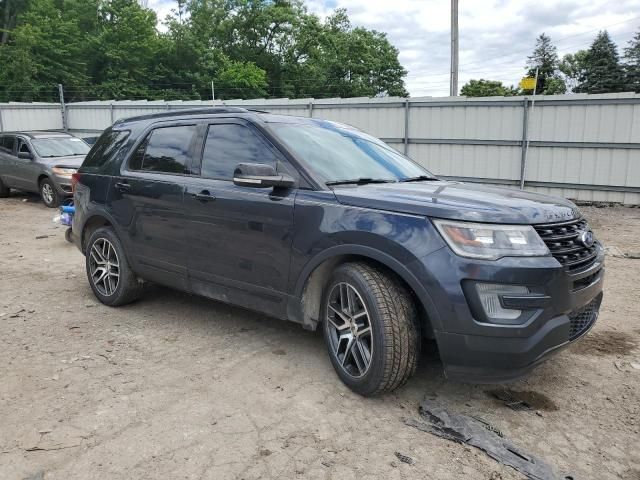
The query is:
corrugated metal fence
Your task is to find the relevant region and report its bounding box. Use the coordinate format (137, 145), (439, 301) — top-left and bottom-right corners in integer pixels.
(1, 93), (639, 204)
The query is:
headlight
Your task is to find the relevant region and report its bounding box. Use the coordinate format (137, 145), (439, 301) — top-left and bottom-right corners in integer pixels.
(432, 219), (549, 260)
(52, 167), (77, 178)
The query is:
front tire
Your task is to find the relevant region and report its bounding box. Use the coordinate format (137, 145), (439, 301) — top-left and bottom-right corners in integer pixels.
(322, 262), (420, 396)
(40, 178), (59, 208)
(85, 227), (143, 306)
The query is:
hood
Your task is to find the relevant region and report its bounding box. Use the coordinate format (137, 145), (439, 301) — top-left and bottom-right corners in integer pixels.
(332, 180), (580, 225)
(40, 155), (85, 168)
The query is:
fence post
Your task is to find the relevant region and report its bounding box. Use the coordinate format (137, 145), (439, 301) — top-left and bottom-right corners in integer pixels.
(58, 84), (68, 131)
(403, 98), (410, 155)
(0, 106), (3, 132)
(110, 102), (115, 125)
(519, 97), (529, 189)
(308, 99), (313, 118)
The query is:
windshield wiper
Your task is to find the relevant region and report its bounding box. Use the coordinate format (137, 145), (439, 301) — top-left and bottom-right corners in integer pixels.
(325, 178), (397, 186)
(399, 175), (439, 183)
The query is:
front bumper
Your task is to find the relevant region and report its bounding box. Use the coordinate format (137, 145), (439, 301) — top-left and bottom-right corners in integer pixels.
(416, 244), (605, 383)
(52, 175), (73, 196)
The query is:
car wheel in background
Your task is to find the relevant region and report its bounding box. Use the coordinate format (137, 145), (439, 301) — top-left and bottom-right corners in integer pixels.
(85, 227), (143, 306)
(322, 262), (420, 396)
(0, 178), (9, 198)
(39, 178), (59, 208)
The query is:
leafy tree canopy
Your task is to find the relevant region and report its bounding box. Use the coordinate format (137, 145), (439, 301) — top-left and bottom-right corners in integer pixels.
(0, 0), (409, 101)
(460, 79), (520, 97)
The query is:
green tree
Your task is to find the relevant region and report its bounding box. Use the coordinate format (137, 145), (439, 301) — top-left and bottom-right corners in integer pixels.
(575, 31), (625, 93)
(623, 29), (640, 93)
(460, 79), (519, 97)
(525, 33), (565, 94)
(559, 50), (588, 92)
(0, 0), (30, 44)
(0, 0), (88, 101)
(0, 0), (409, 101)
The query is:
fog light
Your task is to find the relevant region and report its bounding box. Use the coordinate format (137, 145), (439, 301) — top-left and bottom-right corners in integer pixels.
(476, 283), (529, 320)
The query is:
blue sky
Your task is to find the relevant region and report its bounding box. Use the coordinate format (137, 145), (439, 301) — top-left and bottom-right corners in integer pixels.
(149, 0), (640, 97)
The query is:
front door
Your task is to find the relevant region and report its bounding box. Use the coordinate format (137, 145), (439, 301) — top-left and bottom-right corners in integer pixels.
(13, 138), (39, 191)
(183, 120), (297, 318)
(108, 123), (199, 291)
(0, 135), (19, 188)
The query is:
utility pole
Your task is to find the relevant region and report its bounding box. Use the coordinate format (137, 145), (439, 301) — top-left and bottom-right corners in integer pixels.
(211, 80), (215, 103)
(58, 84), (68, 132)
(450, 0), (459, 96)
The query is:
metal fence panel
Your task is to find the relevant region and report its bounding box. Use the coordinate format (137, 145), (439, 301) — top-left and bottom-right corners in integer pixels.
(0, 104), (62, 131)
(1, 93), (639, 204)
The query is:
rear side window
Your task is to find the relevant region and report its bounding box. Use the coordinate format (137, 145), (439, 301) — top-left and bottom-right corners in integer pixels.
(129, 125), (196, 174)
(82, 129), (130, 172)
(0, 136), (15, 154)
(200, 124), (279, 180)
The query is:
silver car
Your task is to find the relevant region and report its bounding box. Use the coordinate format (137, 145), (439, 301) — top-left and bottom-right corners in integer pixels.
(0, 131), (90, 207)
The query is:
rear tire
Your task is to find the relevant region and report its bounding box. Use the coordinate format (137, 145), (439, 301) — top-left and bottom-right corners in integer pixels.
(39, 178), (59, 208)
(85, 227), (143, 306)
(322, 262), (420, 396)
(0, 178), (9, 198)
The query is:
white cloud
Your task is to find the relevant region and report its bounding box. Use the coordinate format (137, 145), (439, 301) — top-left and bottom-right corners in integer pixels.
(148, 0), (640, 97)
(306, 0), (640, 96)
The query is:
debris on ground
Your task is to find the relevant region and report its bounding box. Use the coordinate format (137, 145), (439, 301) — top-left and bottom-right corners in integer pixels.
(486, 389), (558, 412)
(405, 400), (559, 480)
(470, 416), (504, 437)
(35, 235), (49, 240)
(394, 452), (414, 465)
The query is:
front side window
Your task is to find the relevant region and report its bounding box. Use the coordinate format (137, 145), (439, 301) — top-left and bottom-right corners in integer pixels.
(129, 125), (197, 174)
(18, 140), (31, 154)
(200, 124), (279, 180)
(31, 137), (90, 157)
(271, 122), (432, 184)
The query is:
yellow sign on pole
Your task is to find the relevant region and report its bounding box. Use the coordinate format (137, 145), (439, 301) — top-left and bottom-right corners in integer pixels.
(519, 77), (537, 90)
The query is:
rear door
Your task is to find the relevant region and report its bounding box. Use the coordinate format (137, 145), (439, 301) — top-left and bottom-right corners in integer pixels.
(183, 120), (297, 318)
(108, 123), (199, 291)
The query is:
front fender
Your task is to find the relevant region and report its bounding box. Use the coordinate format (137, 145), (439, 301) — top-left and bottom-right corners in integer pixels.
(292, 243), (445, 332)
(288, 191), (447, 330)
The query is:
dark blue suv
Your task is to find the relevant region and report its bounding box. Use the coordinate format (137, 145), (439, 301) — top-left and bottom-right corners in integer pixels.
(72, 107), (604, 396)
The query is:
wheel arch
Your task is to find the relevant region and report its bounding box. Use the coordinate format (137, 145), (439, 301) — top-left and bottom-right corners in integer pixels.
(37, 173), (49, 186)
(80, 213), (114, 254)
(289, 245), (441, 336)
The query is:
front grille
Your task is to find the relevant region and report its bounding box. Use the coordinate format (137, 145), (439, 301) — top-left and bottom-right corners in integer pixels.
(533, 218), (598, 272)
(568, 295), (601, 340)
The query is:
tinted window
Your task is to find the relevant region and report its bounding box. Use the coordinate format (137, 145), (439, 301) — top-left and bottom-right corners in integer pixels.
(130, 125), (196, 174)
(201, 124), (278, 180)
(82, 129), (131, 172)
(0, 136), (15, 154)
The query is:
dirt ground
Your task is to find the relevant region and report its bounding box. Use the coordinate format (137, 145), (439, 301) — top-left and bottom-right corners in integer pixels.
(1, 192), (639, 480)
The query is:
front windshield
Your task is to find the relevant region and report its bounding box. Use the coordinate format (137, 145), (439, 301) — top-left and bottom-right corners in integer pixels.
(31, 137), (90, 158)
(270, 122), (433, 184)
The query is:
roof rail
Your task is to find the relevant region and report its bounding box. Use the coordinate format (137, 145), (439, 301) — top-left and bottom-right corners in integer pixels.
(114, 106), (252, 125)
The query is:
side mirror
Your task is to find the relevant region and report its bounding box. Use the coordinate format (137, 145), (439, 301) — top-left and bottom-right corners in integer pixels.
(233, 163), (295, 189)
(18, 151), (33, 160)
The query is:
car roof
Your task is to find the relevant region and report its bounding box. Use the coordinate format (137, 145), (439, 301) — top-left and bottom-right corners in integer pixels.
(112, 107), (358, 131)
(0, 131), (75, 139)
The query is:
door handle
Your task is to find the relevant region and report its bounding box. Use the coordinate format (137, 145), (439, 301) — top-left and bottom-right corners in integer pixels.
(115, 182), (131, 192)
(193, 190), (215, 202)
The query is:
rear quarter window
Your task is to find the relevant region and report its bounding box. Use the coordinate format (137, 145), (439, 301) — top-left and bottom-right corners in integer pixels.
(81, 129), (130, 173)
